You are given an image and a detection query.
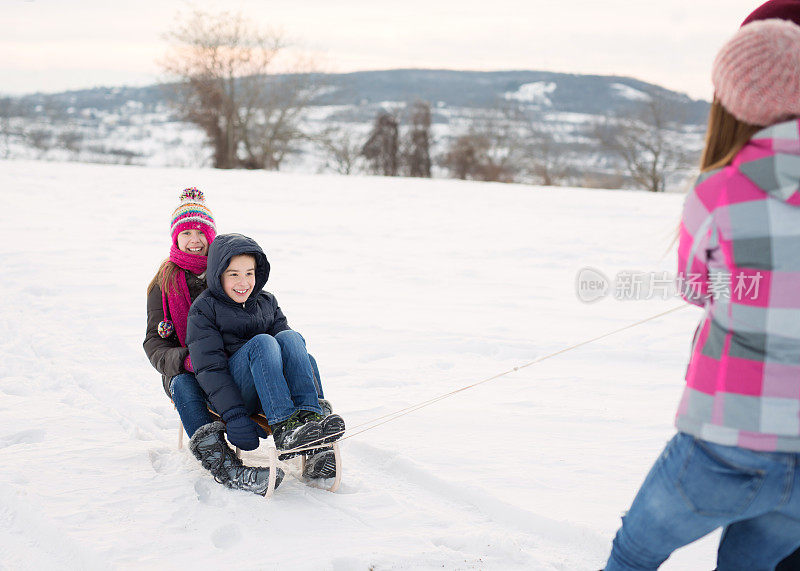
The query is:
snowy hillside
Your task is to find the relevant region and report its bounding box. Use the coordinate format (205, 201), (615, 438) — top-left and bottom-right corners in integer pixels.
(0, 160), (717, 569)
(3, 70), (707, 190)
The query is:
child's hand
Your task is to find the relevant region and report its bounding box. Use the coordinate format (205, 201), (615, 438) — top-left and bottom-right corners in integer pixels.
(222, 407), (261, 451)
(183, 354), (193, 373)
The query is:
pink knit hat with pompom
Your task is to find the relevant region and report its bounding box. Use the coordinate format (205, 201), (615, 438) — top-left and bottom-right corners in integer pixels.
(170, 187), (216, 245)
(712, 18), (800, 126)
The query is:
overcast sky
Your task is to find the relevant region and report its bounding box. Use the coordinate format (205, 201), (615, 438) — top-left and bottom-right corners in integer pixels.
(2, 0), (769, 100)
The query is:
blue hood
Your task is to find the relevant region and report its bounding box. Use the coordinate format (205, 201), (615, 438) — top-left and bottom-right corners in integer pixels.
(206, 233), (270, 303)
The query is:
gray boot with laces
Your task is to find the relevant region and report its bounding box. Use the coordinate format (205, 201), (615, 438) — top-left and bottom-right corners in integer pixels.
(189, 421), (283, 496)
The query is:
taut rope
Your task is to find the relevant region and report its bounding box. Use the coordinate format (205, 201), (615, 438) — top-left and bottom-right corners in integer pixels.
(285, 304), (690, 455)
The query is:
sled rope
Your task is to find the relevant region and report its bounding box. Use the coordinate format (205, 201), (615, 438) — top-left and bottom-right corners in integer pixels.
(284, 303), (691, 455)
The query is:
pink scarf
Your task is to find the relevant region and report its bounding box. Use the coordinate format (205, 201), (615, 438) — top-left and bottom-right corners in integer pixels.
(158, 244), (208, 346)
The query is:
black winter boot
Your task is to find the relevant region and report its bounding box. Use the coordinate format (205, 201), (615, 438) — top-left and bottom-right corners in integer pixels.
(302, 449), (337, 479)
(298, 410), (345, 443)
(189, 421), (283, 496)
(320, 413), (345, 442)
(272, 411), (323, 460)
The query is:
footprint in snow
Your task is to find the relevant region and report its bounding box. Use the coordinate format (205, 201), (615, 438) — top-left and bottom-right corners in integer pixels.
(211, 523), (242, 549)
(0, 377), (36, 396)
(148, 448), (178, 475)
(194, 478), (227, 507)
(0, 429), (45, 449)
(151, 411), (179, 430)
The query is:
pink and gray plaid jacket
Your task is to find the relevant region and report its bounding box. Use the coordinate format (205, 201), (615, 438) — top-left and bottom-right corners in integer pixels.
(676, 118), (800, 452)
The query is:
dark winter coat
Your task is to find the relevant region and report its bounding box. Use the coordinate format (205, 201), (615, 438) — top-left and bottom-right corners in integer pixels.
(186, 233), (291, 417)
(144, 271), (207, 396)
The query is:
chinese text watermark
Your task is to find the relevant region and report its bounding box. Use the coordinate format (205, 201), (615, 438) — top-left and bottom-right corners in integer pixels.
(575, 267), (763, 303)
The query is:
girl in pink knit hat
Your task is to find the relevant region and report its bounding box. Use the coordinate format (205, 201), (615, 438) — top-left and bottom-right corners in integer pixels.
(604, 14), (800, 571)
(144, 188), (277, 495)
(144, 188), (336, 496)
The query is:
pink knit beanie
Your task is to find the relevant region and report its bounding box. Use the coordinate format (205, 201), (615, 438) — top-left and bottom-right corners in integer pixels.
(712, 18), (800, 126)
(170, 187), (216, 245)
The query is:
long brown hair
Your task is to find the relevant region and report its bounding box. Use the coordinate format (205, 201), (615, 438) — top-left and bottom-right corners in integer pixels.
(664, 99), (762, 253)
(147, 260), (183, 296)
(700, 98), (762, 172)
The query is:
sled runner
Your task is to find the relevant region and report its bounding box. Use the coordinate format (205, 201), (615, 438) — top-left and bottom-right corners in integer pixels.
(177, 411), (342, 497)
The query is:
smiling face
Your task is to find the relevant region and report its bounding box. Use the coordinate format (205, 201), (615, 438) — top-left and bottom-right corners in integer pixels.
(221, 254), (257, 303)
(176, 229), (209, 256)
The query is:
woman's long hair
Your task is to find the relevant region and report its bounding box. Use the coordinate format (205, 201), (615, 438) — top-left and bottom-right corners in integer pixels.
(146, 260), (182, 295)
(665, 99), (763, 253)
(700, 98), (762, 172)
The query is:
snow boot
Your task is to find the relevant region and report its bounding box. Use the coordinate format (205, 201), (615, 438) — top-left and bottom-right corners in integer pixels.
(189, 421), (283, 496)
(299, 410), (346, 444)
(302, 449), (337, 479)
(271, 411), (323, 460)
(320, 413), (345, 443)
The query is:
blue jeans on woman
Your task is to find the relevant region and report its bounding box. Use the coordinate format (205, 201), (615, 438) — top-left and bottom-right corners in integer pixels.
(605, 432), (800, 570)
(170, 372), (214, 438)
(227, 330), (322, 425)
(170, 349), (323, 437)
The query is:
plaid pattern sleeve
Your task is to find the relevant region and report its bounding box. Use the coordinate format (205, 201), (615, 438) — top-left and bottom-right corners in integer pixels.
(675, 119), (800, 453)
(677, 170), (721, 307)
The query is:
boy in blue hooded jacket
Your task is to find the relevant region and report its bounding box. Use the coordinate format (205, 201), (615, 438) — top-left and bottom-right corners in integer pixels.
(186, 233), (345, 463)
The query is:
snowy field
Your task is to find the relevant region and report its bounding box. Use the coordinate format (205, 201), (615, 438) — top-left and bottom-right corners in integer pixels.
(0, 160), (715, 569)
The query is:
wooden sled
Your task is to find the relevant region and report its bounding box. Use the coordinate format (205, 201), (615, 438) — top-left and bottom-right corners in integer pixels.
(177, 411), (342, 498)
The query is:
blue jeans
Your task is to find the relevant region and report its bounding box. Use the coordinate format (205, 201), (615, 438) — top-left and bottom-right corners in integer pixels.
(170, 372), (214, 438)
(227, 330), (322, 425)
(170, 352), (323, 437)
(606, 432), (800, 570)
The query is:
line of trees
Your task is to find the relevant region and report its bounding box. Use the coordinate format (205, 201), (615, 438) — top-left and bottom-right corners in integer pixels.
(1, 82), (698, 191)
(360, 101), (432, 178)
(157, 8), (697, 190)
(0, 96), (152, 165)
(1, 7), (700, 191)
(435, 98), (696, 190)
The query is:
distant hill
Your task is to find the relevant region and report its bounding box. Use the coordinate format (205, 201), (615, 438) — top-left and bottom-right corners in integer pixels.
(14, 69), (709, 124)
(315, 70), (708, 123)
(2, 69), (708, 190)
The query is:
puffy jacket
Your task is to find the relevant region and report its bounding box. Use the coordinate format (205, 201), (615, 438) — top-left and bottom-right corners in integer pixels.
(143, 271), (207, 396)
(186, 234), (290, 416)
(676, 118), (800, 452)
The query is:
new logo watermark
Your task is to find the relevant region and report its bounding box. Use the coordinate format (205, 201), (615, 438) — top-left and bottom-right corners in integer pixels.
(575, 267), (610, 303)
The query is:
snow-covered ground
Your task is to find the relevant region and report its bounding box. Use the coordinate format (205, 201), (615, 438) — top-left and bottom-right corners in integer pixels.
(0, 159), (716, 569)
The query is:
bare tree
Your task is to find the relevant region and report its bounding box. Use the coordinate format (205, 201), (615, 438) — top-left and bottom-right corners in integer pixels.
(238, 56), (323, 170)
(441, 107), (524, 183)
(161, 9), (317, 170)
(26, 126), (54, 158)
(527, 129), (570, 186)
(403, 100), (432, 177)
(595, 96), (695, 192)
(57, 128), (84, 159)
(441, 134), (480, 180)
(362, 112), (399, 176)
(315, 125), (363, 175)
(0, 97), (15, 159)
(509, 107), (570, 186)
